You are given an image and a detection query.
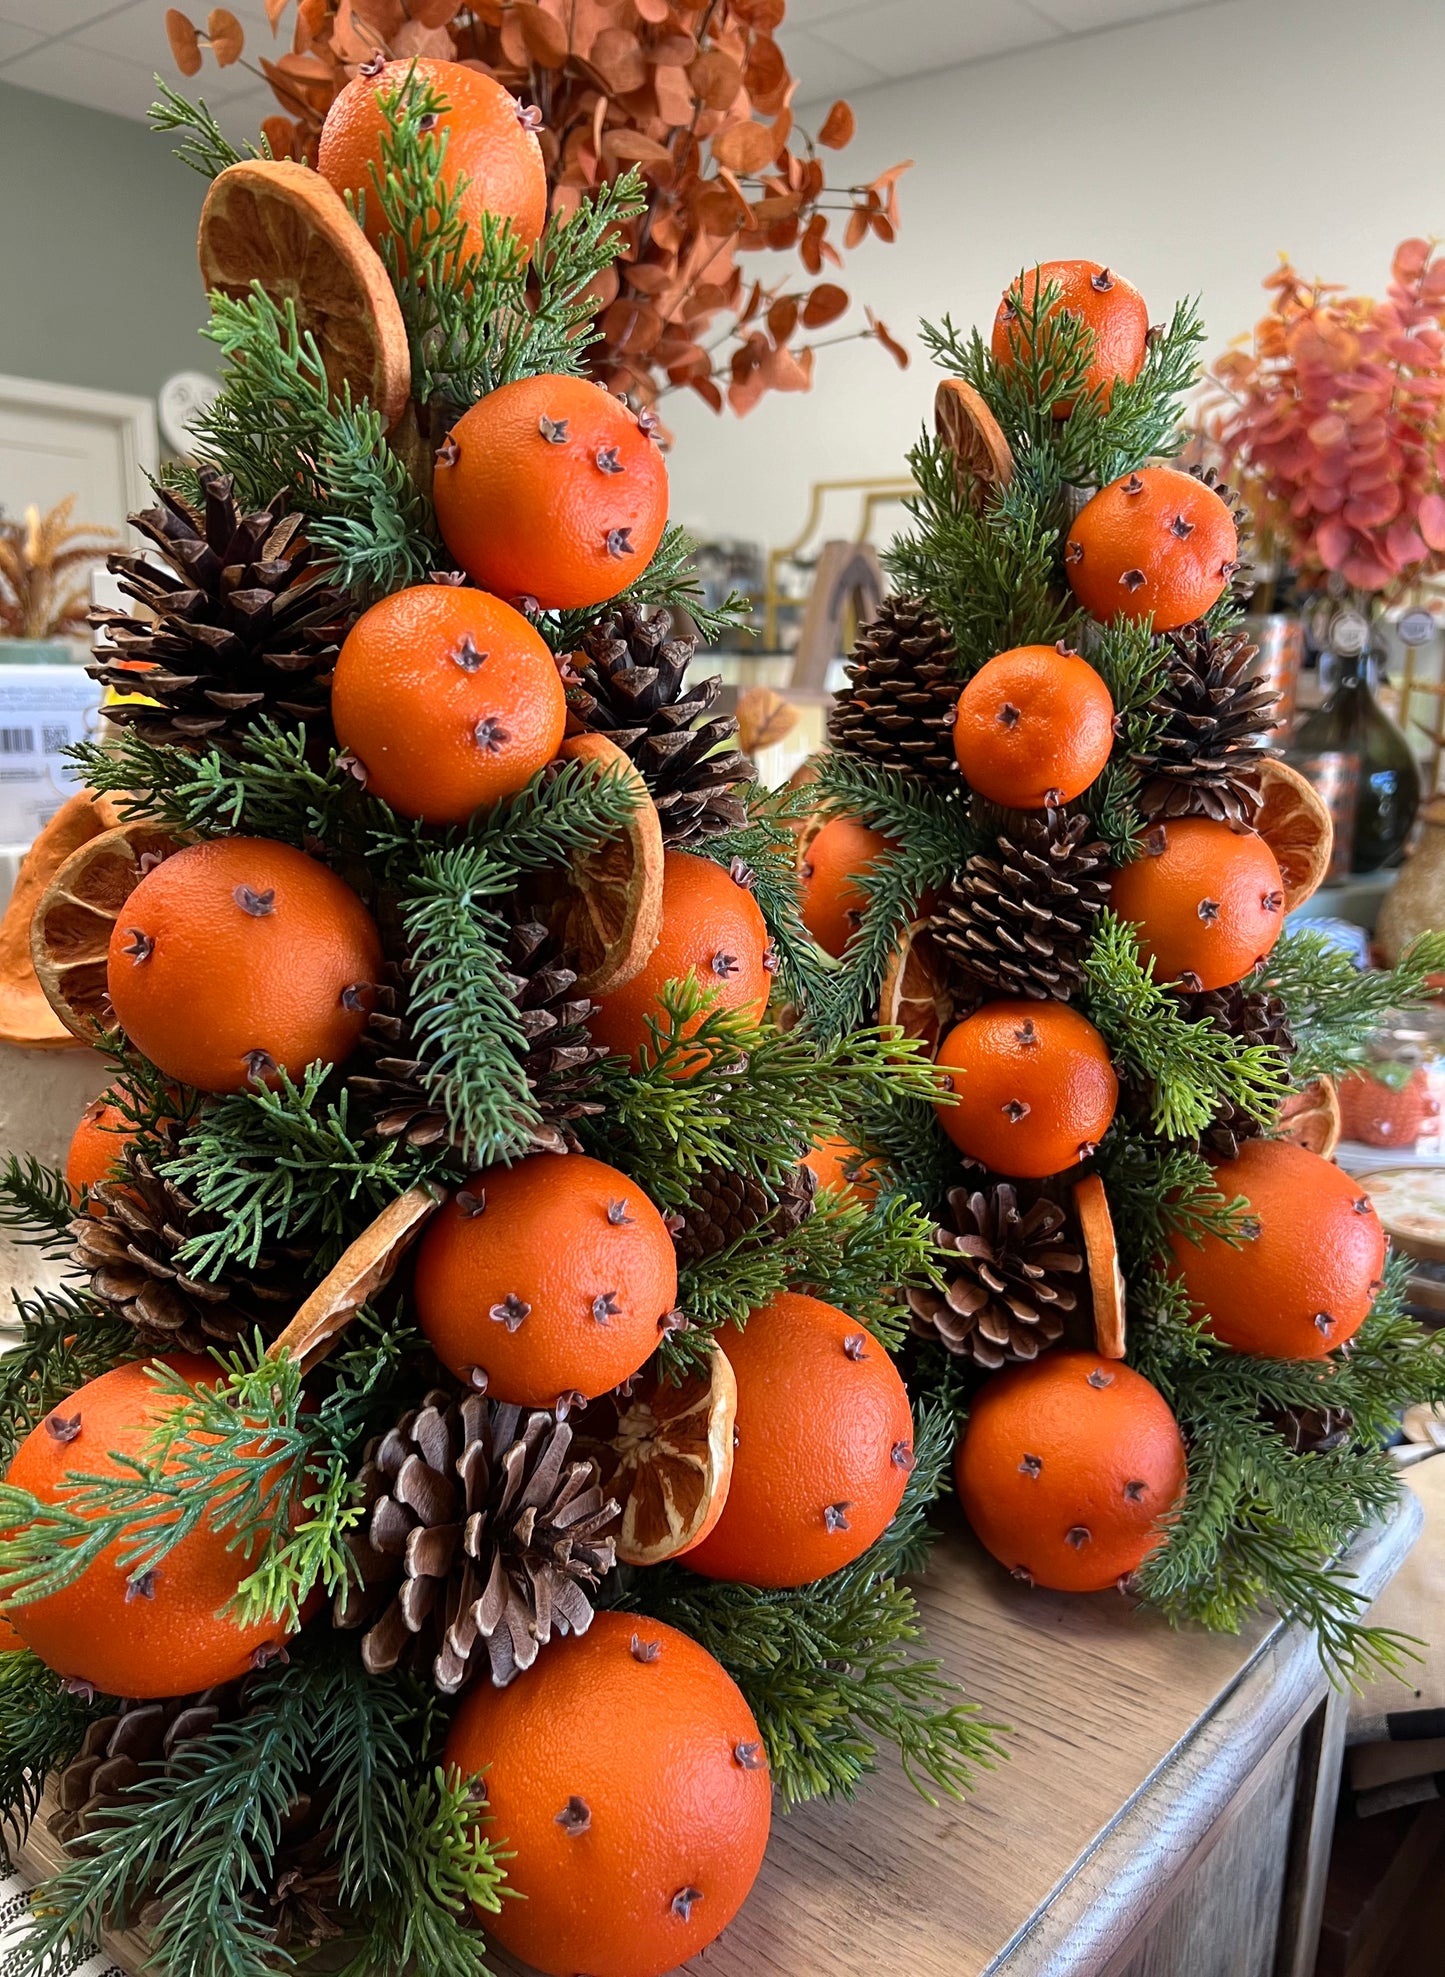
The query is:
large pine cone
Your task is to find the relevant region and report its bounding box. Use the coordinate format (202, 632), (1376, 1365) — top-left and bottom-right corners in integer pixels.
(335, 1390), (620, 1693)
(828, 595), (961, 780)
(1131, 622), (1278, 827)
(570, 599), (750, 847)
(89, 468), (350, 751)
(75, 1147), (312, 1352)
(908, 1183), (1082, 1370)
(929, 809), (1110, 1002)
(672, 1161), (817, 1268)
(1180, 982), (1296, 1160)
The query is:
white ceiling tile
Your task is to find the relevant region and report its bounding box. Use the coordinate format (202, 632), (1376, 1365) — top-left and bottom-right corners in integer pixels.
(1028, 0), (1207, 25)
(807, 0), (1054, 78)
(775, 24), (889, 98)
(74, 1), (192, 61)
(1, 37), (164, 119)
(0, 19), (40, 60)
(0, 0), (122, 32)
(213, 83), (280, 147)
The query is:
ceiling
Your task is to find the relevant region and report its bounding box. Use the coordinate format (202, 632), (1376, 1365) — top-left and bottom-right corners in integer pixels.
(0, 0), (1215, 138)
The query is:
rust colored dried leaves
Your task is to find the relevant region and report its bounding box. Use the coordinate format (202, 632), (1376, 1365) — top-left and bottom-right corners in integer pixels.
(167, 0), (909, 413)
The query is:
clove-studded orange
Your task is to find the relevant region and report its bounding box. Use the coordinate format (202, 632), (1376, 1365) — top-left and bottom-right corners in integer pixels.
(1169, 1137), (1386, 1359)
(433, 374), (669, 611)
(934, 1002), (1118, 1179)
(318, 57), (546, 267)
(991, 260), (1149, 417)
(66, 1087), (138, 1208)
(956, 1351), (1187, 1593)
(683, 1290), (914, 1588)
(445, 1611), (771, 1977)
(953, 645), (1116, 808)
(105, 838), (381, 1094)
(802, 1133), (879, 1203)
(589, 849), (771, 1072)
(4, 1355), (297, 1697)
(1066, 466), (1238, 631)
(1109, 816), (1285, 992)
(412, 1154), (679, 1407)
(330, 584), (566, 824)
(799, 814), (896, 959)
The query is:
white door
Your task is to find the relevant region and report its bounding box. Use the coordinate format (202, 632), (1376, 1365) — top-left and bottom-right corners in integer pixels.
(0, 372), (157, 533)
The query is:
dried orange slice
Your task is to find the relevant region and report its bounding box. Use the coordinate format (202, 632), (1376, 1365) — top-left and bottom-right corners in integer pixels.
(1074, 1173), (1125, 1359)
(935, 377), (1014, 505)
(580, 1350), (737, 1567)
(198, 159), (410, 432)
(0, 792), (128, 1049)
(30, 822), (181, 1041)
(879, 919), (955, 1058)
(1254, 757), (1333, 912)
(540, 733), (663, 999)
(1274, 1076), (1342, 1159)
(272, 1182), (445, 1373)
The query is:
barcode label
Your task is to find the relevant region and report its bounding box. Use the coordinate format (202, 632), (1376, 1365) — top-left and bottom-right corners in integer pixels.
(0, 728), (34, 754)
(41, 724), (68, 753)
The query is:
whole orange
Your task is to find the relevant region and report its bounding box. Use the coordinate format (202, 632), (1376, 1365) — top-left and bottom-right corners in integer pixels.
(1169, 1137), (1386, 1358)
(66, 1088), (136, 1207)
(1109, 817), (1284, 992)
(934, 1002), (1118, 1179)
(413, 1154), (678, 1406)
(802, 1134), (879, 1203)
(330, 584), (566, 824)
(799, 814), (895, 958)
(0, 1613), (23, 1651)
(956, 1350), (1186, 1593)
(953, 646), (1115, 808)
(317, 58), (546, 265)
(434, 374), (669, 611)
(106, 838), (381, 1094)
(5, 1355), (296, 1696)
(1066, 466), (1238, 630)
(445, 1611), (770, 1977)
(589, 850), (771, 1071)
(683, 1290), (914, 1588)
(991, 261), (1149, 417)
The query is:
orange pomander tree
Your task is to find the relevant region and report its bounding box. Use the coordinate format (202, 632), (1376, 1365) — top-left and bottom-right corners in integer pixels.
(165, 0), (910, 415)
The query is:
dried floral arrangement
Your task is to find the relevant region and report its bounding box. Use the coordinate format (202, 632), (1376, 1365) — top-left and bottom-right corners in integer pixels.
(1200, 238), (1445, 599)
(801, 257), (1445, 1672)
(0, 498), (119, 643)
(163, 0), (910, 415)
(0, 63), (998, 1977)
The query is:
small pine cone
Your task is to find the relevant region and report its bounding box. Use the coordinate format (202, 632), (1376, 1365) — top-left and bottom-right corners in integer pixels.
(1262, 1401), (1355, 1454)
(88, 468), (351, 751)
(570, 599), (750, 847)
(50, 1687), (241, 1847)
(1180, 982), (1296, 1159)
(75, 1147), (312, 1352)
(335, 1391), (620, 1693)
(907, 1183), (1082, 1370)
(929, 809), (1110, 1002)
(828, 595), (962, 781)
(671, 1162), (817, 1268)
(1131, 622), (1278, 827)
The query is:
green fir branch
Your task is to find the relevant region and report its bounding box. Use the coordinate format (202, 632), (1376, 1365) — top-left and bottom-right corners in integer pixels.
(1076, 620), (1169, 863)
(691, 781), (834, 1010)
(0, 1282), (132, 1469)
(546, 524), (754, 653)
(348, 1766), (509, 1977)
(1087, 296), (1208, 484)
(1259, 930), (1445, 1082)
(0, 1155), (77, 1255)
(0, 1651), (111, 1854)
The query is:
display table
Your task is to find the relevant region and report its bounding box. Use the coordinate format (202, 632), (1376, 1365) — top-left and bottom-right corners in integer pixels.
(9, 1496), (1420, 1977)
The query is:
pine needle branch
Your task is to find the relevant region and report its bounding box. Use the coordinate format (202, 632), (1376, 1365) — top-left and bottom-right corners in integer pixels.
(350, 1766), (508, 1977)
(0, 1154), (77, 1255)
(0, 1651), (111, 1854)
(0, 1282), (132, 1469)
(544, 524), (753, 652)
(691, 782), (833, 1009)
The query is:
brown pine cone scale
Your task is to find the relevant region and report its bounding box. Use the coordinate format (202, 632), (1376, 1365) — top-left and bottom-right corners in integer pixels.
(908, 1183), (1082, 1370)
(671, 1161), (817, 1267)
(828, 594), (961, 780)
(930, 808), (1110, 1002)
(1131, 621), (1278, 827)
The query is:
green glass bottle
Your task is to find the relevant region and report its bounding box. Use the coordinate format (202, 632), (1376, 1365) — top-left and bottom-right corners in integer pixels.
(1291, 651), (1421, 872)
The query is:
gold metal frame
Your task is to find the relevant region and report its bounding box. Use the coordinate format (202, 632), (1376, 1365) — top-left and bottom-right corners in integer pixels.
(762, 477), (915, 650)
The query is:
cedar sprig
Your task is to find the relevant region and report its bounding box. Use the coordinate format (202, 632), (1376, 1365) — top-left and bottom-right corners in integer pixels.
(148, 80), (252, 178)
(1093, 1128), (1250, 1275)
(629, 1404), (1007, 1805)
(1252, 929), (1445, 1081)
(347, 1766), (509, 1977)
(545, 522), (754, 655)
(1081, 913), (1289, 1141)
(0, 1650), (113, 1853)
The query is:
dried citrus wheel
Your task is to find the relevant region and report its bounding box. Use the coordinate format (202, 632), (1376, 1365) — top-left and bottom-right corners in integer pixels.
(579, 1350), (737, 1567)
(31, 822), (180, 1040)
(1074, 1174), (1125, 1359)
(197, 160), (410, 433)
(0, 790), (126, 1049)
(878, 919), (954, 1056)
(935, 377), (1014, 503)
(1254, 756), (1334, 912)
(1274, 1075), (1342, 1159)
(539, 733), (663, 998)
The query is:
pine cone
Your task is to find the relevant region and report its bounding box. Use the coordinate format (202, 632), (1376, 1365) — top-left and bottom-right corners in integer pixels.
(908, 1183), (1082, 1370)
(929, 809), (1110, 1002)
(1180, 983), (1296, 1160)
(75, 1148), (311, 1352)
(828, 595), (961, 780)
(1263, 1401), (1355, 1454)
(349, 925), (607, 1158)
(671, 1161), (817, 1268)
(1131, 622), (1278, 827)
(88, 468), (351, 751)
(570, 599), (751, 847)
(335, 1390), (621, 1693)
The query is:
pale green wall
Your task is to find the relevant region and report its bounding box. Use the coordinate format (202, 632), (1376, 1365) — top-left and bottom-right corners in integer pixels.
(0, 80), (210, 404)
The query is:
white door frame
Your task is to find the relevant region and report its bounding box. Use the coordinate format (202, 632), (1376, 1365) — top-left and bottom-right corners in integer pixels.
(0, 372), (158, 512)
